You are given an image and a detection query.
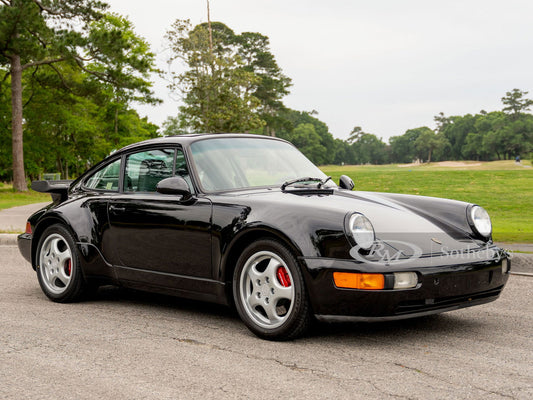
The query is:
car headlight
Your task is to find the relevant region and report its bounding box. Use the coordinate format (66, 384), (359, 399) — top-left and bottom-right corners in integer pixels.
(346, 213), (375, 250)
(469, 205), (492, 239)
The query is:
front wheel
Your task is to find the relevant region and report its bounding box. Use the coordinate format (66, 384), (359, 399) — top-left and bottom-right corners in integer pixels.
(233, 239), (311, 340)
(36, 224), (87, 303)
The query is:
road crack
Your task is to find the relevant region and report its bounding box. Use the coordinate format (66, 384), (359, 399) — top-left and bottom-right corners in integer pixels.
(172, 336), (416, 398)
(394, 362), (517, 399)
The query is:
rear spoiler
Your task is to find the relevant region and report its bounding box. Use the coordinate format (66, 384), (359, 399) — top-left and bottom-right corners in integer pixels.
(31, 180), (73, 202)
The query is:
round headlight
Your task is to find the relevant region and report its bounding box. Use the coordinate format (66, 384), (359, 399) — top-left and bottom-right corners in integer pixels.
(347, 213), (375, 250)
(470, 205), (492, 238)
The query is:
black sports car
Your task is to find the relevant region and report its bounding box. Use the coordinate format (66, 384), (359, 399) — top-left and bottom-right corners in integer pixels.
(18, 134), (510, 340)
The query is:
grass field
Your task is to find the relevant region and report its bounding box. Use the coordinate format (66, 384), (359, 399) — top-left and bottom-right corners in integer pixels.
(321, 160), (533, 243)
(0, 182), (49, 210)
(1, 160), (531, 242)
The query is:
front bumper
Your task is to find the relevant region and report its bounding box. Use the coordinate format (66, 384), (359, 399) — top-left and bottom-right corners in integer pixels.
(300, 247), (510, 321)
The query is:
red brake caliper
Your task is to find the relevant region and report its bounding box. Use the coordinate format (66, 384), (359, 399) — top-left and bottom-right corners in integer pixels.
(276, 266), (291, 287)
(66, 259), (72, 276)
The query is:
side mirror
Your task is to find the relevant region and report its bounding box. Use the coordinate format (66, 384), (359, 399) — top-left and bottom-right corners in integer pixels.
(339, 175), (354, 190)
(156, 176), (193, 201)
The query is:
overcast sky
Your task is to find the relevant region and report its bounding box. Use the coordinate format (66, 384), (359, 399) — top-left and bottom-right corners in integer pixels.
(106, 0), (533, 142)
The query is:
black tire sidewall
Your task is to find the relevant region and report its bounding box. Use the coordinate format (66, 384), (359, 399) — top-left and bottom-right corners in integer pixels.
(36, 224), (85, 302)
(233, 239), (310, 340)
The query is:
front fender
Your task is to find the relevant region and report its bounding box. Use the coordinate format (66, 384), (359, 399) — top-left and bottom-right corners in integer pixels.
(211, 199), (351, 286)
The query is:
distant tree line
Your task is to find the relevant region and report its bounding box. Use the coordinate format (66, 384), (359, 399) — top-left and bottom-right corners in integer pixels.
(1, 8), (532, 190)
(271, 89), (533, 166)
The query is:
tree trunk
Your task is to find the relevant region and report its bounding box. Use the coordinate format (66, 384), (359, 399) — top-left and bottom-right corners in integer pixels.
(114, 104), (119, 138)
(11, 54), (27, 191)
(427, 148), (432, 164)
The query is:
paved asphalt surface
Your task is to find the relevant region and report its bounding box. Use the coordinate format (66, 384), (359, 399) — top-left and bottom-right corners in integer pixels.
(1, 242), (532, 399)
(1, 202), (532, 398)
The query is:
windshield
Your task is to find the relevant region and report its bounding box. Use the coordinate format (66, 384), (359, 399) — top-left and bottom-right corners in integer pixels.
(190, 137), (333, 191)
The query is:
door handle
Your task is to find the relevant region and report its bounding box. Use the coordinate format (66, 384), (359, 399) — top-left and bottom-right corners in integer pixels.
(109, 205), (126, 213)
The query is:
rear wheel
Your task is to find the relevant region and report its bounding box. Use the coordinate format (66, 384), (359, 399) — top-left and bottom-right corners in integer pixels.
(36, 224), (87, 302)
(233, 239), (311, 340)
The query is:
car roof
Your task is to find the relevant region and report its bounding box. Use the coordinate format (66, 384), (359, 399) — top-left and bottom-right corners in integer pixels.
(116, 133), (288, 154)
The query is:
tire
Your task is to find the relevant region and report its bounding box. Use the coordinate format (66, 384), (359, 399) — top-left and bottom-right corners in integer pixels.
(233, 239), (311, 340)
(36, 224), (87, 303)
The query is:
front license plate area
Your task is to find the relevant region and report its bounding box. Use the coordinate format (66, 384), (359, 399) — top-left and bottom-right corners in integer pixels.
(425, 265), (501, 298)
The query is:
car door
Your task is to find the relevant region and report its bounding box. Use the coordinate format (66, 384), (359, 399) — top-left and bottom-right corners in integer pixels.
(106, 146), (213, 288)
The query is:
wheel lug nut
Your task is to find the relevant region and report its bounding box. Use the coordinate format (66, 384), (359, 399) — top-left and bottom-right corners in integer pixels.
(271, 288), (275, 294)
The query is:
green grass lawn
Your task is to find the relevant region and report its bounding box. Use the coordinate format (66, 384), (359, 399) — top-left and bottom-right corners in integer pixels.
(320, 161), (533, 243)
(0, 183), (50, 210)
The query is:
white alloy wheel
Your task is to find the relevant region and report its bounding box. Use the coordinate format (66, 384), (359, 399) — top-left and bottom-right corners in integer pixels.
(39, 233), (74, 295)
(239, 250), (295, 329)
(233, 239), (311, 340)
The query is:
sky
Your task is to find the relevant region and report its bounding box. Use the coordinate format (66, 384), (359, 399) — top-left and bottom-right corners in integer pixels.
(106, 0), (533, 142)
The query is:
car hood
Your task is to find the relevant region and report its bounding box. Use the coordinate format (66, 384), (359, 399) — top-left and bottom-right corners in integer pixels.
(215, 187), (486, 256)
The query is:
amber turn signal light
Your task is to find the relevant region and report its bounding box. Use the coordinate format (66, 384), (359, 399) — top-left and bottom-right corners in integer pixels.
(333, 272), (385, 290)
(25, 222), (32, 234)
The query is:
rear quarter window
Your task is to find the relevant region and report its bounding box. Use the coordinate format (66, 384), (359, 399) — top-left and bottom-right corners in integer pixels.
(84, 158), (121, 191)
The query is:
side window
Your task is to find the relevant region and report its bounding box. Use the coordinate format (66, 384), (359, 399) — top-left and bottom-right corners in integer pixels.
(124, 148), (175, 192)
(85, 158), (121, 191)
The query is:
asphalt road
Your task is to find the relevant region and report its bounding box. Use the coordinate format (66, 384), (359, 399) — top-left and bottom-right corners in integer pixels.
(1, 244), (531, 400)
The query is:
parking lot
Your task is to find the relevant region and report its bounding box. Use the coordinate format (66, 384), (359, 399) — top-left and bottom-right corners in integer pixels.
(1, 243), (531, 399)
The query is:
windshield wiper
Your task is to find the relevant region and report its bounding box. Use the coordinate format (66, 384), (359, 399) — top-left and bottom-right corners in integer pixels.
(281, 176), (332, 191)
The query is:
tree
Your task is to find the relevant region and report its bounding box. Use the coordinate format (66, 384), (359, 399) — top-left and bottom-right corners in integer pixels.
(500, 89), (533, 158)
(161, 116), (189, 136)
(0, 1), (158, 190)
(389, 128), (423, 163)
(233, 31), (292, 136)
(0, 77), (11, 178)
(275, 109), (337, 164)
(347, 126), (366, 143)
(165, 20), (293, 135)
(434, 112), (451, 133)
(385, 89), (533, 163)
(0, 0), (104, 190)
(332, 138), (350, 165)
(502, 89), (533, 119)
(87, 13), (161, 142)
(414, 127), (448, 163)
(439, 114), (478, 160)
(166, 20), (266, 133)
(462, 132), (484, 160)
(289, 123), (326, 164)
(351, 133), (388, 164)
(0, 61), (159, 181)
(466, 112), (507, 160)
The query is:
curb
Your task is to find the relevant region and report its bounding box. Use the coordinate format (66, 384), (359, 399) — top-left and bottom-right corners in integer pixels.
(0, 234), (18, 246)
(510, 254), (533, 273)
